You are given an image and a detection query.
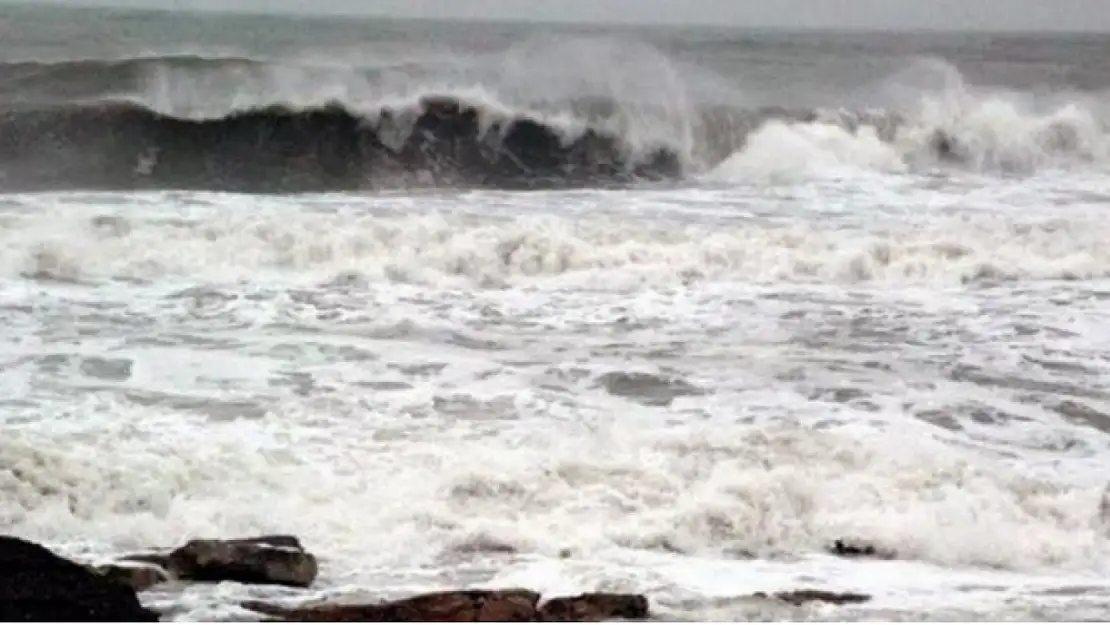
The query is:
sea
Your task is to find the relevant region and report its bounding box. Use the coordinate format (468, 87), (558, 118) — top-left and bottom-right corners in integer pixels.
(2, 3), (1110, 621)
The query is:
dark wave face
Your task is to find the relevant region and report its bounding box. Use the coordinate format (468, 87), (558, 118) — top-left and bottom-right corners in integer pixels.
(0, 96), (685, 193)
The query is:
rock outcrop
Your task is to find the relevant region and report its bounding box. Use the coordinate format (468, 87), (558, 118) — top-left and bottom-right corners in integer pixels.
(3, 533), (874, 621)
(104, 534), (318, 591)
(163, 534), (318, 588)
(0, 535), (159, 622)
(242, 589), (652, 622)
(243, 589), (541, 622)
(539, 593), (651, 621)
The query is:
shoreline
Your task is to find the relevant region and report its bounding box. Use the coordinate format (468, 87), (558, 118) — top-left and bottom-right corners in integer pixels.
(1, 533), (874, 621)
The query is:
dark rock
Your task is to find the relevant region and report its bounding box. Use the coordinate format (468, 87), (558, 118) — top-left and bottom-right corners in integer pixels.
(755, 589), (872, 606)
(243, 589), (541, 622)
(92, 562), (170, 593)
(167, 535), (317, 587)
(539, 593), (650, 621)
(242, 589), (651, 622)
(828, 538), (896, 560)
(0, 535), (159, 622)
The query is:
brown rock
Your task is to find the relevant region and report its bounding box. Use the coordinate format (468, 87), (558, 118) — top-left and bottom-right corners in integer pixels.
(539, 593), (650, 621)
(755, 589), (872, 606)
(0, 535), (159, 622)
(93, 562), (170, 593)
(167, 535), (317, 587)
(243, 588), (541, 622)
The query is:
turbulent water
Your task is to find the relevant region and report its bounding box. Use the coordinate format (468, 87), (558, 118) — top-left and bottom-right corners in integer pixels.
(4, 4), (1110, 621)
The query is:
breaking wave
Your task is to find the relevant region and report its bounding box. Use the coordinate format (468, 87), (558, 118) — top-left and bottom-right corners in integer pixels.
(0, 98), (685, 193)
(0, 52), (1108, 193)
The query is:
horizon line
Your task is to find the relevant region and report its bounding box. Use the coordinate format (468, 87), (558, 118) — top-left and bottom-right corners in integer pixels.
(3, 0), (1110, 35)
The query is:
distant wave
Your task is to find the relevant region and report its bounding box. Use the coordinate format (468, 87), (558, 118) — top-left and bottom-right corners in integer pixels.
(0, 53), (261, 79)
(0, 54), (265, 107)
(0, 54), (1107, 193)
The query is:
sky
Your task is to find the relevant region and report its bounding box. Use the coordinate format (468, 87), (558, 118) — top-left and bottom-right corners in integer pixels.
(6, 0), (1110, 32)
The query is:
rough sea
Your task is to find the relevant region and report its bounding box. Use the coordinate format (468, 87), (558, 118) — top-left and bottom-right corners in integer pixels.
(3, 4), (1110, 620)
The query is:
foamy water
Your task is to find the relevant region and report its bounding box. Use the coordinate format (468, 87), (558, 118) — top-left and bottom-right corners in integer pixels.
(5, 154), (1110, 620)
(4, 9), (1110, 620)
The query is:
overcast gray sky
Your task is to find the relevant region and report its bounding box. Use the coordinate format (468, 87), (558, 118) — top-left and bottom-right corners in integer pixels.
(8, 0), (1110, 32)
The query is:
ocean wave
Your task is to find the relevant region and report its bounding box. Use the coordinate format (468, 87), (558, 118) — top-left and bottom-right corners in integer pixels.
(0, 97), (684, 193)
(0, 53), (1107, 192)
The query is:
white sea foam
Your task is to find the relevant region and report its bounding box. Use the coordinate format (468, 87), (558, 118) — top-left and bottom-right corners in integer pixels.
(4, 273), (1110, 620)
(2, 182), (1110, 291)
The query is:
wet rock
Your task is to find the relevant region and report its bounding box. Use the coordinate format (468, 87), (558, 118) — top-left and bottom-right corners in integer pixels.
(755, 589), (872, 606)
(167, 535), (317, 587)
(0, 535), (159, 621)
(93, 561), (170, 593)
(243, 588), (541, 622)
(539, 593), (650, 621)
(243, 589), (652, 622)
(828, 538), (896, 559)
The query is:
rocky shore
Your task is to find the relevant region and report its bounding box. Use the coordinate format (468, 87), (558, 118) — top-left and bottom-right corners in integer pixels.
(0, 534), (878, 621)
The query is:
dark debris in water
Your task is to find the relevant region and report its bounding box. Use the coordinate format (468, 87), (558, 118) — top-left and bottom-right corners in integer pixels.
(123, 390), (268, 421)
(78, 356), (133, 381)
(754, 589), (872, 606)
(807, 387), (869, 404)
(949, 364), (1110, 402)
(914, 409), (964, 432)
(595, 371), (706, 407)
(1054, 400), (1110, 433)
(828, 538), (897, 560)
